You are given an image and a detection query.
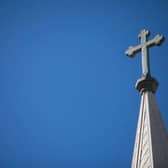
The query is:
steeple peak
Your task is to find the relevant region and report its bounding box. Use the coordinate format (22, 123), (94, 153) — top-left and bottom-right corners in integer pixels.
(125, 29), (168, 168)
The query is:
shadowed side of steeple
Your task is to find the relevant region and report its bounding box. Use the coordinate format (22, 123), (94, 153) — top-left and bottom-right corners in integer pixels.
(148, 92), (168, 167)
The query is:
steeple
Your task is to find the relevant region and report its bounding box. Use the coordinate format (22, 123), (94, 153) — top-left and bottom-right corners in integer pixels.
(125, 29), (168, 168)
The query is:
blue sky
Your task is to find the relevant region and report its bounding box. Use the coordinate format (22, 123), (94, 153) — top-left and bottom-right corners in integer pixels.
(0, 0), (168, 167)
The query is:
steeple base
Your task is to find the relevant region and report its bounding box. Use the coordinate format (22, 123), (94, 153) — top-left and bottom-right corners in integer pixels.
(135, 76), (159, 94)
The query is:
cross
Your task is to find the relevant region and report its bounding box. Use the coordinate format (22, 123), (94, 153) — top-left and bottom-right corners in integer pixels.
(125, 29), (164, 78)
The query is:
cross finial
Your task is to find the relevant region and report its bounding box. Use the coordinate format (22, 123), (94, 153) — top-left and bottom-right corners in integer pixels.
(125, 29), (164, 78)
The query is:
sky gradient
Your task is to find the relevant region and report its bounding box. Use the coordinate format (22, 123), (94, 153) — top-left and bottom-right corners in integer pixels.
(0, 0), (168, 167)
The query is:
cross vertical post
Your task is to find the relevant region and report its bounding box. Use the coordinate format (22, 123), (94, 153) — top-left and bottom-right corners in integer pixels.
(139, 30), (150, 77)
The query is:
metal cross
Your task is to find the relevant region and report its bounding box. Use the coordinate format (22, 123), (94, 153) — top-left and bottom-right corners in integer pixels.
(125, 29), (164, 78)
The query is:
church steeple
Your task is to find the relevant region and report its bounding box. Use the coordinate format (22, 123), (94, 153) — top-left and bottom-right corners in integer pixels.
(125, 29), (168, 168)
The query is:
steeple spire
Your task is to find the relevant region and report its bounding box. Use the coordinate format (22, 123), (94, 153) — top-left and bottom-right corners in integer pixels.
(125, 29), (168, 168)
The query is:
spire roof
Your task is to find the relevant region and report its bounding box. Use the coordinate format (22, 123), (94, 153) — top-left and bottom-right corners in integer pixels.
(131, 92), (168, 168)
(125, 29), (168, 167)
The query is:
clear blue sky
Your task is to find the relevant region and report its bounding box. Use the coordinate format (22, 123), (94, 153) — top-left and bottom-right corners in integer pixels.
(0, 0), (168, 167)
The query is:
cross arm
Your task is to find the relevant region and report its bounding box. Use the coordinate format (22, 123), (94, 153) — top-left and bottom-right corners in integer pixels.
(125, 44), (142, 57)
(125, 34), (164, 57)
(146, 34), (164, 46)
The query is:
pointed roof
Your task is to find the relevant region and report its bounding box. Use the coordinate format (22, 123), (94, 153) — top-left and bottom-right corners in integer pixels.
(125, 29), (168, 167)
(131, 90), (168, 168)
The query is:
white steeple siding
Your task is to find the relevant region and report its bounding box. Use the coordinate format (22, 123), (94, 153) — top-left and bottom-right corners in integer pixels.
(131, 91), (168, 168)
